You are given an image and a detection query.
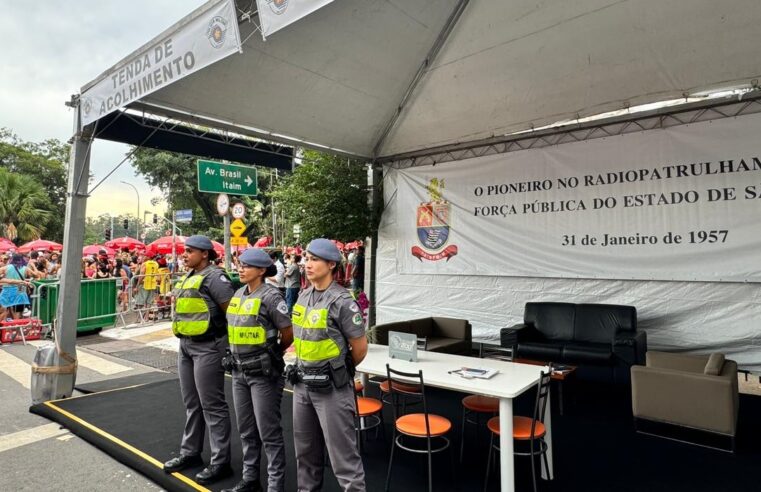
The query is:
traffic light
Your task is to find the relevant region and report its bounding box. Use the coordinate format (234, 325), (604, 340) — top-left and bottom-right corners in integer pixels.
(153, 214), (158, 224)
(123, 219), (129, 230)
(104, 228), (112, 241)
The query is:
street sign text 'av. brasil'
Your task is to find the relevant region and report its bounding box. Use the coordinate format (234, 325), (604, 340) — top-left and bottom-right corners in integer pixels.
(197, 160), (257, 196)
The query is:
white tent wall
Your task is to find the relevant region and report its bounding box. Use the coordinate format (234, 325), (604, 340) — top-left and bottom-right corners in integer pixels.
(375, 122), (761, 372)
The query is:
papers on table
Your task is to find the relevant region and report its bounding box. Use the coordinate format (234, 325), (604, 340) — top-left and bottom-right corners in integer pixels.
(450, 367), (499, 379)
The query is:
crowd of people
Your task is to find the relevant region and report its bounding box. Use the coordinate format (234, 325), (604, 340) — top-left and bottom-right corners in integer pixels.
(0, 240), (366, 326)
(0, 250), (60, 320)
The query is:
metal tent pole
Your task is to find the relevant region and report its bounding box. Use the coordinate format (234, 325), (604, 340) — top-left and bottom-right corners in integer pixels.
(44, 99), (94, 400)
(367, 163), (382, 328)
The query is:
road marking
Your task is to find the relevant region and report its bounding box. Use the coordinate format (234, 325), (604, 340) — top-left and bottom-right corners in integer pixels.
(133, 328), (174, 344)
(147, 337), (180, 353)
(0, 349), (31, 388)
(76, 350), (132, 375)
(0, 423), (69, 453)
(100, 322), (173, 341)
(26, 342), (133, 375)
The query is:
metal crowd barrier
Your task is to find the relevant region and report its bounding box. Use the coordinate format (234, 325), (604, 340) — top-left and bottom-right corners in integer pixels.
(30, 278), (122, 334)
(127, 271), (181, 324)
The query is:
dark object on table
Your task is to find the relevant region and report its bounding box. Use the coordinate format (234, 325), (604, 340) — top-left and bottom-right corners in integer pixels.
(501, 302), (646, 383)
(371, 317), (471, 355)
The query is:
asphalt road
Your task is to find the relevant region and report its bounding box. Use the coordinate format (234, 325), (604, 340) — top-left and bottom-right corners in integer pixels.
(0, 327), (174, 491)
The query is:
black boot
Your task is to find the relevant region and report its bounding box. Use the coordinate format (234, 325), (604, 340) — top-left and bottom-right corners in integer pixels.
(221, 479), (263, 492)
(163, 454), (203, 473)
(195, 463), (234, 485)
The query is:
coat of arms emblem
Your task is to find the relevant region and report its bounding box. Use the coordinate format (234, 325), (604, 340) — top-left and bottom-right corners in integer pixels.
(411, 178), (459, 261)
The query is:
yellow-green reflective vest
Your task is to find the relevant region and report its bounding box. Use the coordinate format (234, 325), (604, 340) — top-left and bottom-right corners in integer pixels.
(291, 284), (348, 368)
(172, 268), (213, 336)
(226, 290), (278, 353)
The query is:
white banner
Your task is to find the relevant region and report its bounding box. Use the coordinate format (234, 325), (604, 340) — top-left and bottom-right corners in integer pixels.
(394, 113), (761, 282)
(80, 0), (241, 126)
(256, 0), (334, 39)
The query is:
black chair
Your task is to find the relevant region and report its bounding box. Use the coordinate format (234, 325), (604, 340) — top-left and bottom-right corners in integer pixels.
(379, 337), (428, 411)
(385, 364), (454, 492)
(484, 368), (552, 492)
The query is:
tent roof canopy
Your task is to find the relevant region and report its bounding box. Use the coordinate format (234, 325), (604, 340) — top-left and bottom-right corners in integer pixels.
(83, 0), (761, 161)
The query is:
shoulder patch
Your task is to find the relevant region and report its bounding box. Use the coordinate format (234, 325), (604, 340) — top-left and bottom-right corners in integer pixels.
(349, 303), (360, 313)
(219, 275), (230, 283)
(276, 301), (289, 315)
(352, 313), (364, 326)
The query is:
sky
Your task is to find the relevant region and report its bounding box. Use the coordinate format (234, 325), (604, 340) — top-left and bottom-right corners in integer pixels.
(0, 0), (206, 219)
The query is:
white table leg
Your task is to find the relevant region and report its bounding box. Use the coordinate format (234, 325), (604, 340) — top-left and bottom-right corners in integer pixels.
(359, 372), (369, 394)
(499, 398), (515, 492)
(541, 389), (554, 480)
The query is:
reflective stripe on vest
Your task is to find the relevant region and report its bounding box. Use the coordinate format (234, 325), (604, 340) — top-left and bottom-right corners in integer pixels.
(291, 302), (341, 363)
(226, 296), (279, 346)
(172, 271), (211, 336)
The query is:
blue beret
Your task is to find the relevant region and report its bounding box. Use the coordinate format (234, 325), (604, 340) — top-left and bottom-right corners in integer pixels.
(239, 248), (277, 277)
(239, 248), (272, 267)
(306, 238), (342, 262)
(185, 235), (213, 250)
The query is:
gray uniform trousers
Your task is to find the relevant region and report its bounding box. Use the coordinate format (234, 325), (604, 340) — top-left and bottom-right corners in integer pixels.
(232, 369), (286, 491)
(293, 382), (366, 492)
(178, 336), (232, 465)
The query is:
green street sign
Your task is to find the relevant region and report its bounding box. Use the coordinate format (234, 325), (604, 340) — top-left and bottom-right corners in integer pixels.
(197, 160), (257, 196)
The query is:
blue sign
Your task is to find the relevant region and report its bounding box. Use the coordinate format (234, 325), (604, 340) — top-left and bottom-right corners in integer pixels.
(176, 209), (193, 223)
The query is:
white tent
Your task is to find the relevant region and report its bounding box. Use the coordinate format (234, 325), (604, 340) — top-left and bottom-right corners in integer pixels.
(51, 0), (761, 403)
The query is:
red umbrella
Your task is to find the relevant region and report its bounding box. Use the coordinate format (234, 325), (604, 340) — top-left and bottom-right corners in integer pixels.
(253, 236), (272, 248)
(18, 239), (63, 253)
(146, 236), (187, 255)
(0, 238), (16, 253)
(105, 236), (145, 251)
(211, 240), (225, 257)
(83, 245), (116, 257)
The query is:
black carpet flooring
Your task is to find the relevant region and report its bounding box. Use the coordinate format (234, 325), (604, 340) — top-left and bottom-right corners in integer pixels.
(30, 377), (761, 492)
(74, 371), (178, 394)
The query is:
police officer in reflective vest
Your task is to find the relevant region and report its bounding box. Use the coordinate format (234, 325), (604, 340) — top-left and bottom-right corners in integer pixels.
(287, 239), (368, 492)
(164, 235), (235, 485)
(222, 249), (293, 492)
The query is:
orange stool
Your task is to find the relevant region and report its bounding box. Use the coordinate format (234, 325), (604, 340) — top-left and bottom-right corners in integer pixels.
(379, 378), (422, 414)
(385, 365), (455, 492)
(484, 370), (552, 492)
(355, 394), (385, 452)
(459, 394), (499, 462)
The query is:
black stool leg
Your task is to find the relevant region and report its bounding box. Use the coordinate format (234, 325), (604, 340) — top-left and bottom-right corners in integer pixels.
(385, 433), (396, 491)
(459, 407), (467, 463)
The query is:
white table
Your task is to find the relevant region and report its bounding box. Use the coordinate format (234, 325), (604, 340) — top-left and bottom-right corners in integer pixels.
(356, 344), (553, 492)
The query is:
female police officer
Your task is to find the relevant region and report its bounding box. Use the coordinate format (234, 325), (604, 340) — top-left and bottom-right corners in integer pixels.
(163, 235), (234, 485)
(288, 239), (368, 492)
(222, 249), (293, 492)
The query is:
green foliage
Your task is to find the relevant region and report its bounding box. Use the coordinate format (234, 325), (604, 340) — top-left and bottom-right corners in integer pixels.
(129, 147), (280, 243)
(0, 167), (54, 241)
(270, 150), (371, 243)
(0, 128), (69, 241)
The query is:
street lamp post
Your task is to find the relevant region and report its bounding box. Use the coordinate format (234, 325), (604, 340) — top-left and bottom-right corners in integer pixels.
(120, 181), (140, 240)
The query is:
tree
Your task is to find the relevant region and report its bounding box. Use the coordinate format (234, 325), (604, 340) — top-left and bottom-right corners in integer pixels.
(0, 168), (54, 242)
(270, 150), (372, 242)
(0, 128), (69, 241)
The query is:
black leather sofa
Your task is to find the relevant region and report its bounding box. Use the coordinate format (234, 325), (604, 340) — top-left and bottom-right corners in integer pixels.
(501, 302), (646, 382)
